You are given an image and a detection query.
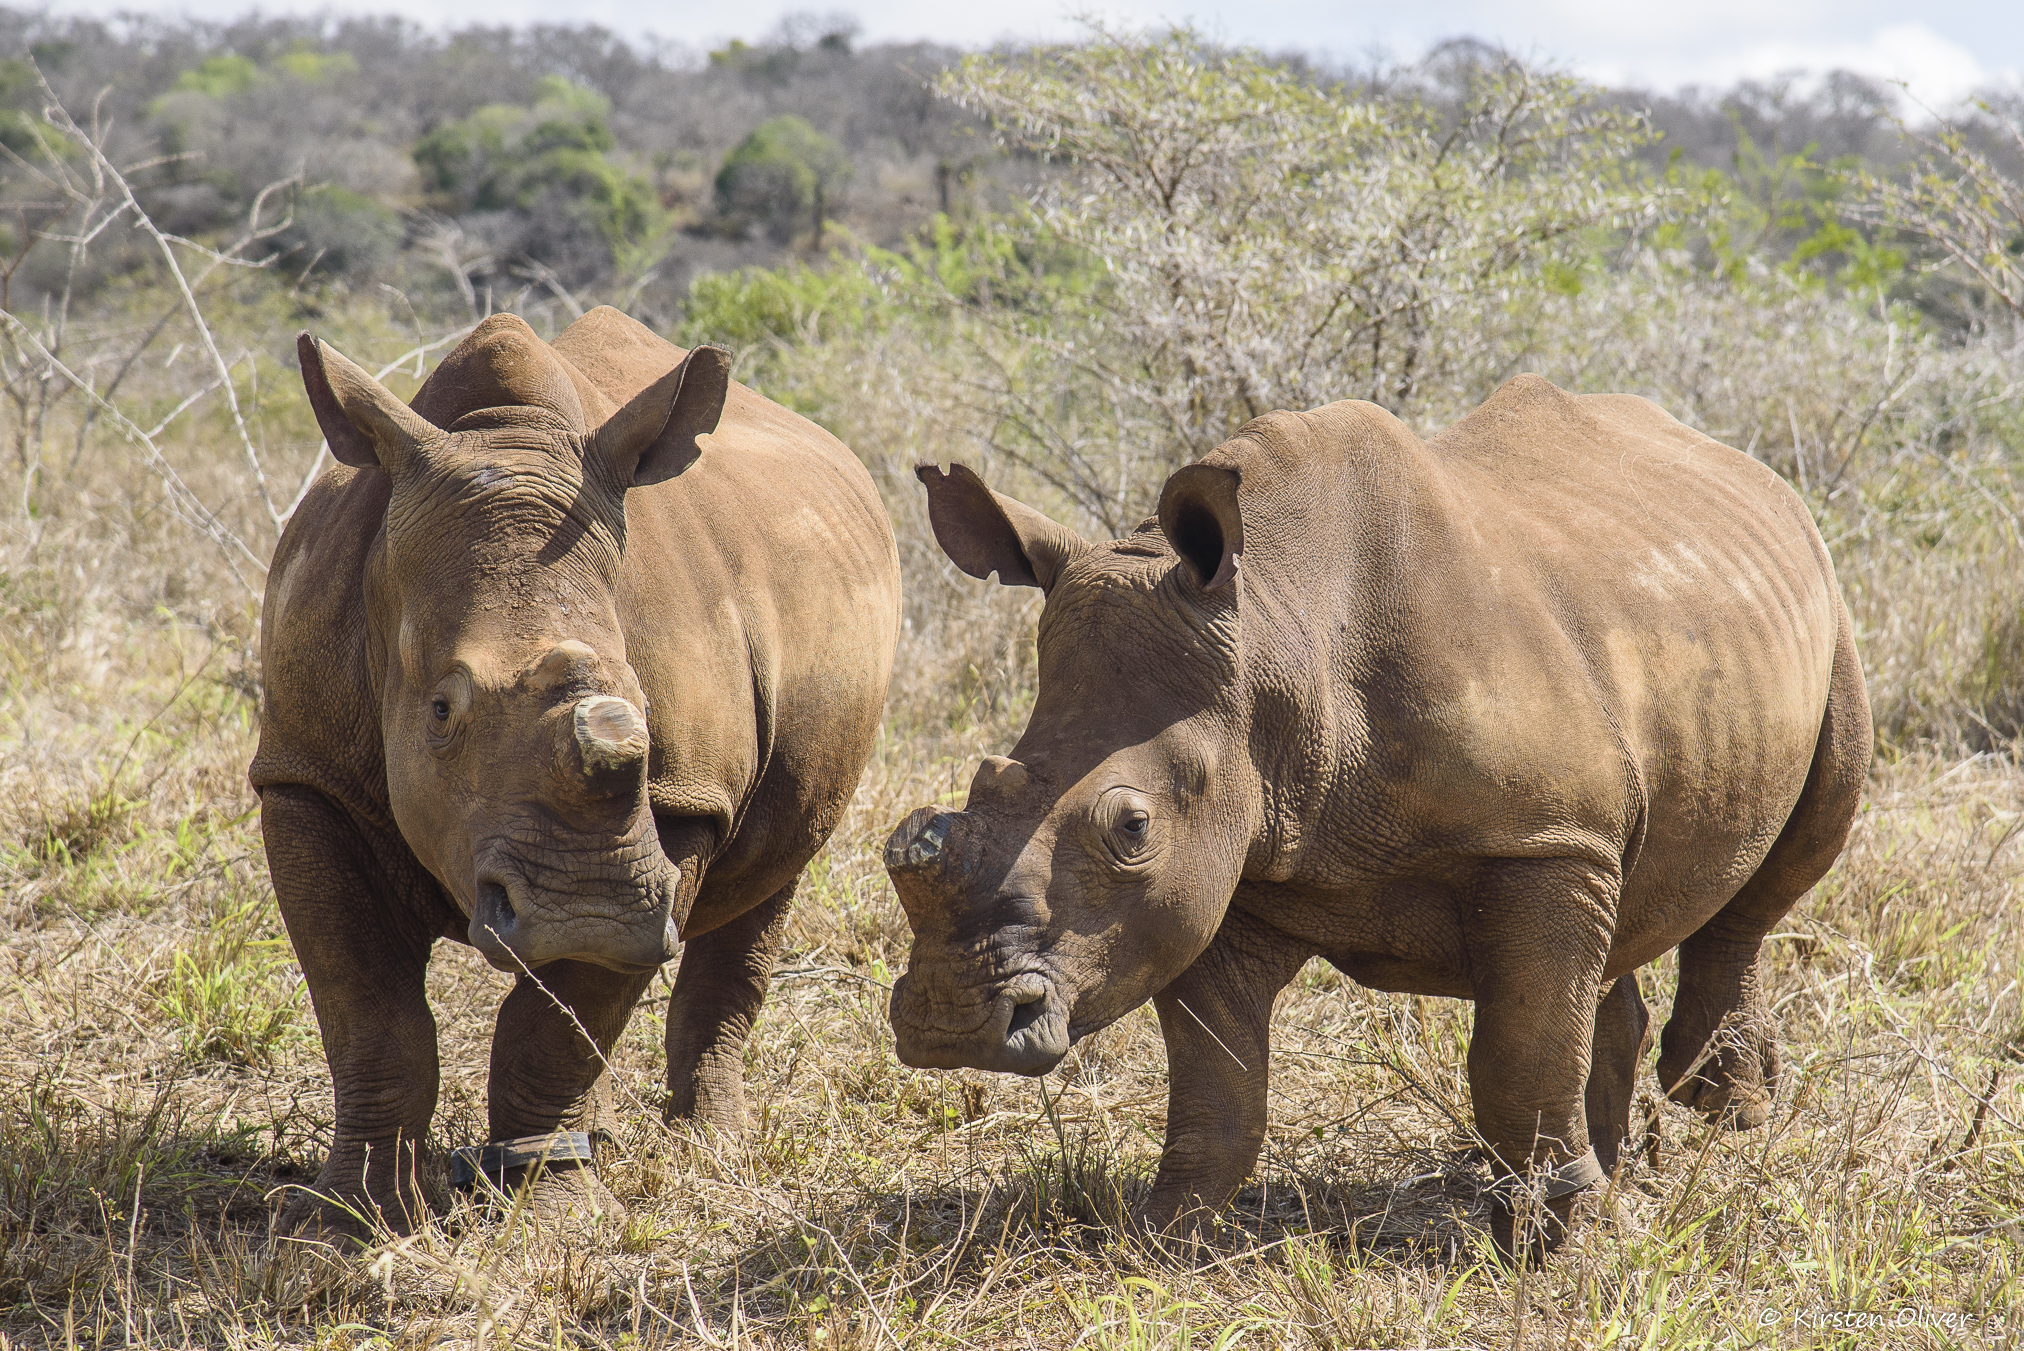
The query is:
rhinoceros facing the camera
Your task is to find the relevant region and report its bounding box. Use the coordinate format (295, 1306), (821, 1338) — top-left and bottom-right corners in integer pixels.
(254, 308), (899, 1236)
(886, 375), (1869, 1253)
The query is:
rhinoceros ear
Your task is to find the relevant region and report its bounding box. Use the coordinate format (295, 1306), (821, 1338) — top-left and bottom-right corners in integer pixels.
(1158, 463), (1243, 592)
(297, 332), (441, 473)
(916, 463), (1087, 593)
(593, 343), (732, 489)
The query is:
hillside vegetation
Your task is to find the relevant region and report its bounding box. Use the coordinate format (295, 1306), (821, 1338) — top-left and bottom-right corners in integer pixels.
(2, 16), (2024, 1348)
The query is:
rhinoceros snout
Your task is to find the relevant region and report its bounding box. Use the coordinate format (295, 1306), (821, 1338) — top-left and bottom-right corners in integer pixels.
(890, 967), (1069, 1076)
(468, 867), (677, 975)
(885, 807), (958, 873)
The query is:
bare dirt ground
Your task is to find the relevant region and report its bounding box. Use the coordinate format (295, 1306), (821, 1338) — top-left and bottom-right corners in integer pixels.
(1, 614), (2021, 1350)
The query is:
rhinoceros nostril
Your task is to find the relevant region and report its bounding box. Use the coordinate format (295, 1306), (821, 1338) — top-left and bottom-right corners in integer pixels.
(479, 879), (516, 926)
(1004, 974), (1048, 1038)
(1007, 997), (1045, 1037)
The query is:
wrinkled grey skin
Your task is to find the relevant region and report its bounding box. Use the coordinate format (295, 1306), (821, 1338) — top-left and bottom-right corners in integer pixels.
(254, 308), (899, 1237)
(886, 377), (1871, 1255)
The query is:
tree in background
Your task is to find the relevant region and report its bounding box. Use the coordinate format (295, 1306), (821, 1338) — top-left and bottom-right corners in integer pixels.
(0, 10), (983, 326)
(414, 75), (666, 287)
(1864, 108), (2024, 326)
(147, 43), (409, 272)
(880, 27), (1669, 530)
(714, 114), (853, 247)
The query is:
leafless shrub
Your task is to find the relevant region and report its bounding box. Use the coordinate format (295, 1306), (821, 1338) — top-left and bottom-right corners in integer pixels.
(903, 25), (1670, 534)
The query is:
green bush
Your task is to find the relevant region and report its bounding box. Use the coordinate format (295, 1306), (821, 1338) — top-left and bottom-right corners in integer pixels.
(714, 115), (853, 245)
(414, 75), (666, 259)
(0, 57), (44, 155)
(172, 54), (262, 99)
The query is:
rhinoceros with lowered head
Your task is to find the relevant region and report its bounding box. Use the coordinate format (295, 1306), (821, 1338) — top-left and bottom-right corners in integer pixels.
(886, 375), (1869, 1255)
(253, 307), (899, 1236)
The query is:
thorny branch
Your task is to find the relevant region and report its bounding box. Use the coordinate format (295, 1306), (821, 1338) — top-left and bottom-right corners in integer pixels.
(0, 310), (266, 598)
(39, 66), (300, 531)
(0, 68), (482, 598)
(1862, 106), (2024, 322)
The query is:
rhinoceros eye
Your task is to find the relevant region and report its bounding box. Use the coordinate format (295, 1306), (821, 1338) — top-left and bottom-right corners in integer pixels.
(426, 669), (473, 754)
(1099, 790), (1158, 866)
(1117, 814), (1152, 857)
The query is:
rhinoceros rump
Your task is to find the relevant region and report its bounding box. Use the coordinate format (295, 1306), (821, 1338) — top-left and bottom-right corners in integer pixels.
(254, 309), (899, 1236)
(887, 376), (1870, 1255)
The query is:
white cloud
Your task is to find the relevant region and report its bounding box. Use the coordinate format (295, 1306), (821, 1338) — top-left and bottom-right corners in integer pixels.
(29, 0), (2024, 111)
(1523, 0), (1839, 50)
(1706, 22), (2002, 111)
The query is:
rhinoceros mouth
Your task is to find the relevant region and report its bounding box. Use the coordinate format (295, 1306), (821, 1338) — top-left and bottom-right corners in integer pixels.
(467, 863), (677, 975)
(891, 967), (1072, 1076)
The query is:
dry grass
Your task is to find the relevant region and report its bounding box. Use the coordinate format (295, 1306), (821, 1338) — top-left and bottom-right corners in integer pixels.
(1, 569), (2022, 1347)
(1, 239), (2022, 1343)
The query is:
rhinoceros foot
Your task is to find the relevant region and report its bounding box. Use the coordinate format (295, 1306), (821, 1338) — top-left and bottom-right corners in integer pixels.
(519, 1164), (628, 1229)
(277, 1169), (433, 1248)
(1126, 1198), (1237, 1261)
(277, 1196), (379, 1249)
(1490, 1191), (1581, 1265)
(1657, 1000), (1780, 1130)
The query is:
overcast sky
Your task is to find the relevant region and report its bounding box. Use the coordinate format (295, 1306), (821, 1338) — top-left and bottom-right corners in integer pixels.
(31, 0), (2024, 110)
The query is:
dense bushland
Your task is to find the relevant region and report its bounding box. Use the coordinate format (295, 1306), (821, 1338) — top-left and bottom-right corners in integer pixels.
(688, 29), (2024, 756)
(0, 6), (1006, 326)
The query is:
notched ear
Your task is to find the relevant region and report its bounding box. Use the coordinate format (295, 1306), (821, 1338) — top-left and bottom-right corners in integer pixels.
(594, 343), (732, 489)
(1158, 464), (1243, 592)
(298, 332), (443, 473)
(916, 463), (1088, 593)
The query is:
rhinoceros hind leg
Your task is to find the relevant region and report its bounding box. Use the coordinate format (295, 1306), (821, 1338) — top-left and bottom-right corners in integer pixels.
(1657, 950), (1782, 1128)
(1659, 605), (1870, 1128)
(664, 878), (796, 1132)
(1585, 972), (1651, 1174)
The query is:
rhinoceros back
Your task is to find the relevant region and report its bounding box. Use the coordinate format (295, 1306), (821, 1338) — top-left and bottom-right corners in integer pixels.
(1216, 375), (1844, 940)
(551, 308), (901, 918)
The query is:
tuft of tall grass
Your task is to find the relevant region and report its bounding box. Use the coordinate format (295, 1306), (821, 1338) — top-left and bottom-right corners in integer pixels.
(155, 894), (304, 1066)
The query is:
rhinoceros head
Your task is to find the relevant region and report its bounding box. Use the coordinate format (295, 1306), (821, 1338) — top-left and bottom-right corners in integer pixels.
(886, 462), (1257, 1074)
(296, 316), (729, 975)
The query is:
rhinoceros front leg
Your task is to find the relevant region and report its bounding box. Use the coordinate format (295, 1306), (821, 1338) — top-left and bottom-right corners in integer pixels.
(487, 959), (656, 1221)
(262, 784), (443, 1240)
(664, 877), (796, 1132)
(1142, 906), (1313, 1241)
(1464, 858), (1617, 1259)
